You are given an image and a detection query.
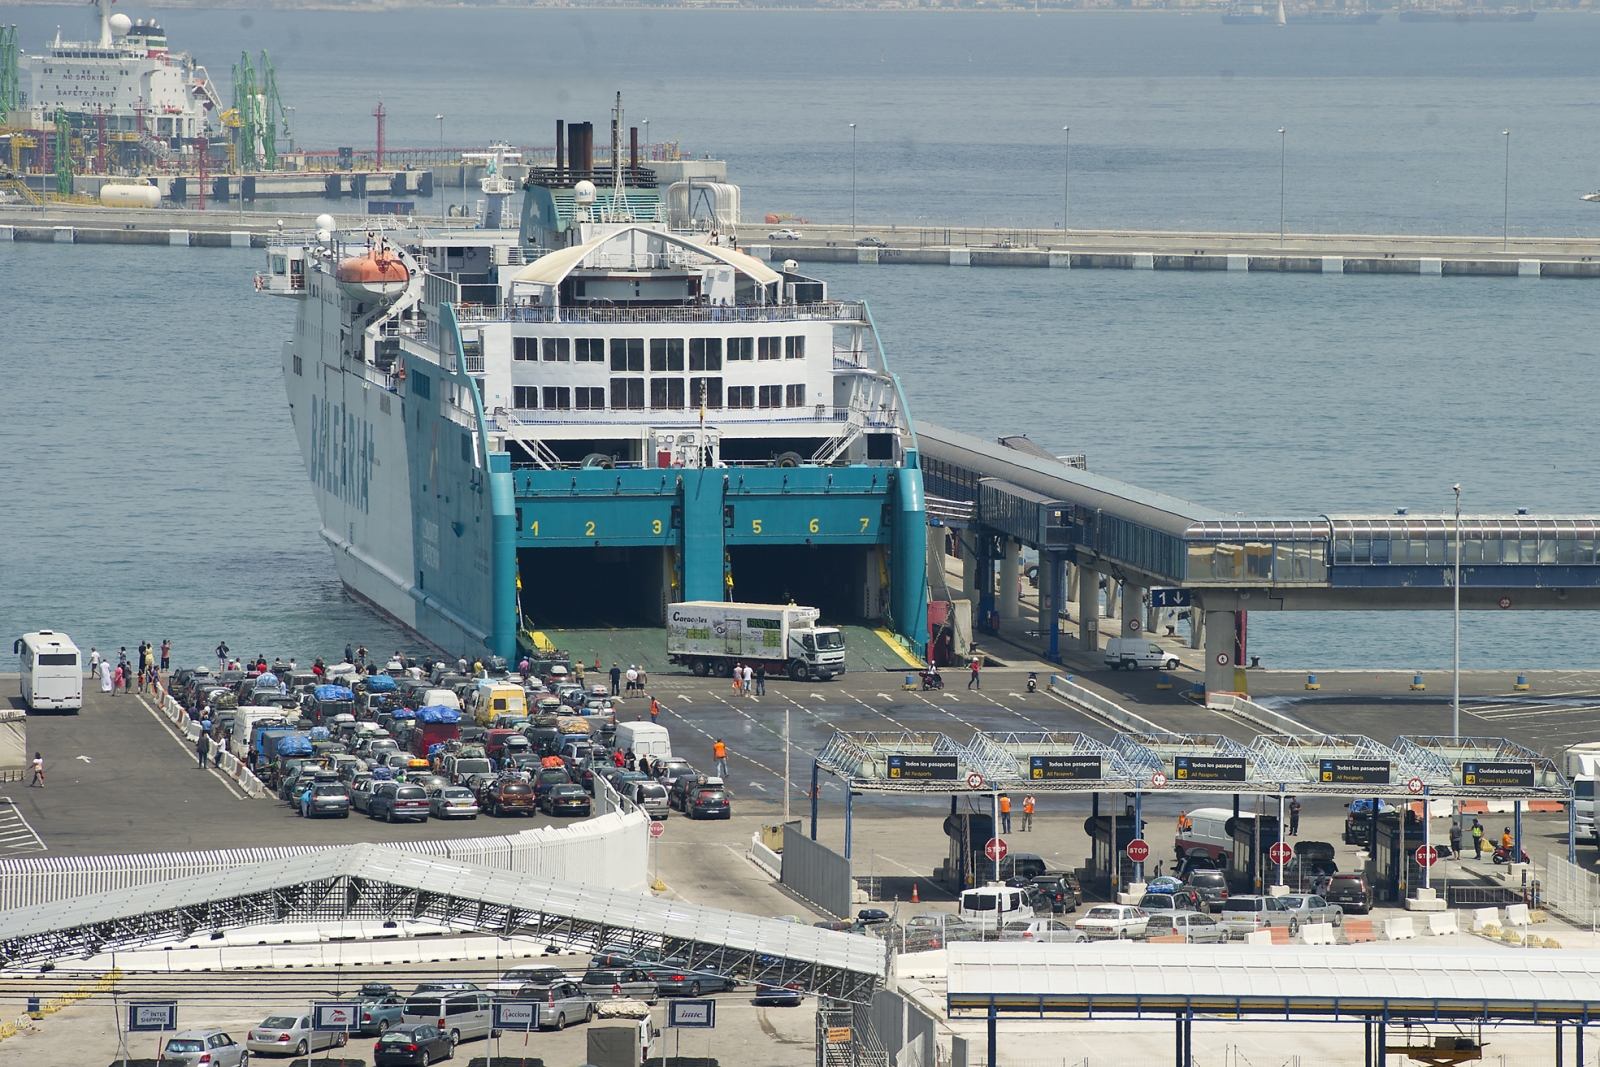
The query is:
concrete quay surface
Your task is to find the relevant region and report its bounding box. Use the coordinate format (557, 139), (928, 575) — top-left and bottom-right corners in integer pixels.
(4, 666), (1596, 1066)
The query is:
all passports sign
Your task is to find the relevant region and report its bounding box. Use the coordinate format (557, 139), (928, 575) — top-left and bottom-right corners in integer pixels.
(887, 754), (958, 781)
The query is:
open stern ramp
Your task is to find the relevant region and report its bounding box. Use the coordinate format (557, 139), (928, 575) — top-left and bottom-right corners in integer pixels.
(0, 843), (885, 1001)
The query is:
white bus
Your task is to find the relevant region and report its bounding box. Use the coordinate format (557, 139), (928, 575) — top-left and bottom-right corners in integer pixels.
(15, 631), (83, 712)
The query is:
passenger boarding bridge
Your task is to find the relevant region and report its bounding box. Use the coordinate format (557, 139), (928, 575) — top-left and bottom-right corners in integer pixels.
(919, 423), (1600, 693)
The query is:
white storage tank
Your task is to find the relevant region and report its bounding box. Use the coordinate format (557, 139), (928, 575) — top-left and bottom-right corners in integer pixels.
(99, 183), (161, 208)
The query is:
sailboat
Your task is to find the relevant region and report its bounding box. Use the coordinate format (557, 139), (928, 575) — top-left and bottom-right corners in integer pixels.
(1277, 0), (1287, 24)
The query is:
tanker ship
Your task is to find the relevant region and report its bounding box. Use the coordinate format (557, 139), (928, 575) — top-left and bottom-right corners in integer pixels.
(257, 98), (928, 663)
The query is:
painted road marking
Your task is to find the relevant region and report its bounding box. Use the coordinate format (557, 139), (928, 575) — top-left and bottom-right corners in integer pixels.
(135, 696), (249, 801)
(0, 798), (46, 853)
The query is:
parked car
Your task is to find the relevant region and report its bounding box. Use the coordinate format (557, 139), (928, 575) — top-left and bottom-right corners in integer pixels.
(996, 854), (1049, 882)
(369, 782), (430, 823)
(753, 982), (805, 1006)
(510, 981), (595, 1030)
(355, 984), (407, 1036)
(580, 966), (660, 1003)
(157, 1030), (247, 1067)
(372, 1023), (455, 1066)
(1274, 894), (1344, 931)
(669, 775), (720, 812)
(349, 777), (378, 814)
(540, 783), (592, 817)
(1183, 868), (1230, 909)
(1026, 873), (1081, 913)
(1000, 918), (1083, 943)
(300, 782), (351, 819)
(768, 228), (802, 240)
(477, 778), (536, 817)
(400, 990), (495, 1045)
(631, 780), (670, 818)
(1142, 911), (1228, 944)
(684, 784), (730, 820)
(487, 965), (569, 995)
(428, 786), (480, 820)
(1073, 904), (1149, 940)
(1137, 887), (1207, 914)
(1323, 874), (1374, 915)
(247, 1013), (349, 1056)
(642, 962), (736, 998)
(855, 236), (887, 247)
(1218, 895), (1290, 938)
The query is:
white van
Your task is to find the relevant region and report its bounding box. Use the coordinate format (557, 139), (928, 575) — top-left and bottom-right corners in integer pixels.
(401, 990), (495, 1043)
(1103, 638), (1181, 672)
(1175, 806), (1234, 865)
(958, 885), (1030, 931)
(614, 721), (672, 761)
(15, 631), (82, 712)
(420, 688), (463, 712)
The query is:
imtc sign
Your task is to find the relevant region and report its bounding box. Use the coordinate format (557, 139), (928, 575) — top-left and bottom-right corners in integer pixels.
(887, 754), (958, 781)
(1029, 755), (1102, 781)
(1174, 756), (1247, 783)
(1463, 761), (1535, 788)
(1320, 758), (1392, 785)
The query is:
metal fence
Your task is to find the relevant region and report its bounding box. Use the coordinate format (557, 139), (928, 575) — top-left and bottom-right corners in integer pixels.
(0, 810), (651, 910)
(1541, 851), (1600, 928)
(783, 823), (852, 920)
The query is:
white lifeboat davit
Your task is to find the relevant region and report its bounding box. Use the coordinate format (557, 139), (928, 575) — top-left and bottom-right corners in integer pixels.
(335, 240), (409, 304)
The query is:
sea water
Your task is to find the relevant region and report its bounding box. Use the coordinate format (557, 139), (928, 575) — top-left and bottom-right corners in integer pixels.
(4, 9), (1598, 666)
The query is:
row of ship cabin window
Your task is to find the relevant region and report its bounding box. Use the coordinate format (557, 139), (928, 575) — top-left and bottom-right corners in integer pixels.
(512, 336), (804, 369)
(513, 381), (807, 411)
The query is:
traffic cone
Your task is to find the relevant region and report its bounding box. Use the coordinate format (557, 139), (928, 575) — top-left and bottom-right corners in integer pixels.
(911, 882), (920, 903)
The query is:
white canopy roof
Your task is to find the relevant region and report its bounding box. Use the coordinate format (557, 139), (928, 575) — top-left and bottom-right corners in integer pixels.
(511, 224), (781, 288)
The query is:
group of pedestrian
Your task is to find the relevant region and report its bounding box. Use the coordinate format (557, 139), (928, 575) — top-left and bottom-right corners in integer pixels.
(92, 642), (171, 696)
(731, 663), (765, 695)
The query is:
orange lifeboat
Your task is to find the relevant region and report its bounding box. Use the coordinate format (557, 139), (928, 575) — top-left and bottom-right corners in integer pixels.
(335, 242), (409, 304)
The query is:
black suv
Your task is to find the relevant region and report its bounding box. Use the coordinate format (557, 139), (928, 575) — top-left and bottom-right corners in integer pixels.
(1184, 868), (1229, 909)
(1323, 873), (1373, 914)
(1023, 874), (1081, 913)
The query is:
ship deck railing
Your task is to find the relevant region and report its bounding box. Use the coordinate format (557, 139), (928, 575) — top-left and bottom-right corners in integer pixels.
(487, 405), (903, 433)
(450, 300), (867, 326)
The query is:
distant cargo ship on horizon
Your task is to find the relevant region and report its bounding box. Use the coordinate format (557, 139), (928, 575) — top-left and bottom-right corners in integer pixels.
(1398, 6), (1535, 20)
(1222, 3), (1382, 24)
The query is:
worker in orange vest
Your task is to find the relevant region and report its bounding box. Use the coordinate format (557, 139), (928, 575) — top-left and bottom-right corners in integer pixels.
(650, 697), (660, 721)
(1021, 794), (1035, 832)
(999, 793), (1012, 833)
(713, 738), (728, 778)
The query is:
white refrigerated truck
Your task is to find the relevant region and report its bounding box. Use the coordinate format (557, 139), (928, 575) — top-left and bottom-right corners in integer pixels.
(667, 601), (846, 682)
(1565, 743), (1600, 844)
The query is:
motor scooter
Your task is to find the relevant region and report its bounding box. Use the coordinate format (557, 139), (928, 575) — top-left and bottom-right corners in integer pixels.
(1026, 672), (1038, 693)
(1492, 842), (1529, 865)
(921, 669), (944, 691)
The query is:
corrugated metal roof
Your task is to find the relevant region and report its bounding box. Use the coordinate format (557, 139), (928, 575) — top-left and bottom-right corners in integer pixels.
(947, 942), (1600, 1011)
(918, 423), (1222, 538)
(0, 843), (884, 982)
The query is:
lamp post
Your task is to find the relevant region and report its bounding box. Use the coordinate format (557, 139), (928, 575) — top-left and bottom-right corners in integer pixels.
(1278, 127), (1286, 248)
(1502, 129), (1510, 252)
(436, 114), (445, 222)
(1453, 483), (1462, 742)
(849, 123), (857, 241)
(1062, 125), (1070, 238)
(435, 114), (443, 150)
(642, 117), (649, 160)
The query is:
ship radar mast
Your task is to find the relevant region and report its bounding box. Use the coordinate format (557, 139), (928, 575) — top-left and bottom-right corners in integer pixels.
(605, 90), (632, 224)
(461, 141), (521, 229)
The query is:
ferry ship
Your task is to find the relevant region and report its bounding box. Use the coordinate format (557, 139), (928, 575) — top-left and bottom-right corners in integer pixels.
(258, 100), (928, 665)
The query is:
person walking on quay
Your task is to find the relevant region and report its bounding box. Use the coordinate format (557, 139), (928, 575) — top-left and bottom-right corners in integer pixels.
(112, 663), (124, 696)
(1021, 794), (1035, 832)
(626, 665), (639, 693)
(742, 663), (754, 695)
(610, 663), (622, 696)
(216, 640), (229, 669)
(637, 666), (648, 691)
(98, 657), (112, 694)
(1449, 819), (1463, 857)
(344, 643), (354, 665)
(713, 738), (728, 778)
(196, 730), (211, 771)
(754, 663), (766, 696)
(968, 656), (981, 690)
(29, 752), (43, 789)
(160, 639), (170, 673)
(650, 697), (660, 722)
(1471, 818), (1485, 859)
(89, 647), (100, 679)
(731, 664), (743, 695)
(1288, 796), (1301, 836)
(1000, 793), (1012, 833)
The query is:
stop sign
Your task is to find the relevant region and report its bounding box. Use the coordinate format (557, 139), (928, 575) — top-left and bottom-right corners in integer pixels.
(649, 821), (665, 838)
(1415, 845), (1439, 868)
(984, 838), (1009, 862)
(1269, 842), (1293, 865)
(1126, 838), (1150, 864)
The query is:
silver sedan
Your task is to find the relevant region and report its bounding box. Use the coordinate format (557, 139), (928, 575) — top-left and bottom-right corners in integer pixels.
(1276, 894), (1344, 930)
(428, 786), (480, 819)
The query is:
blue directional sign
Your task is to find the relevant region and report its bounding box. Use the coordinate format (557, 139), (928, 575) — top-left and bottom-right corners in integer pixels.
(1151, 589), (1192, 608)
